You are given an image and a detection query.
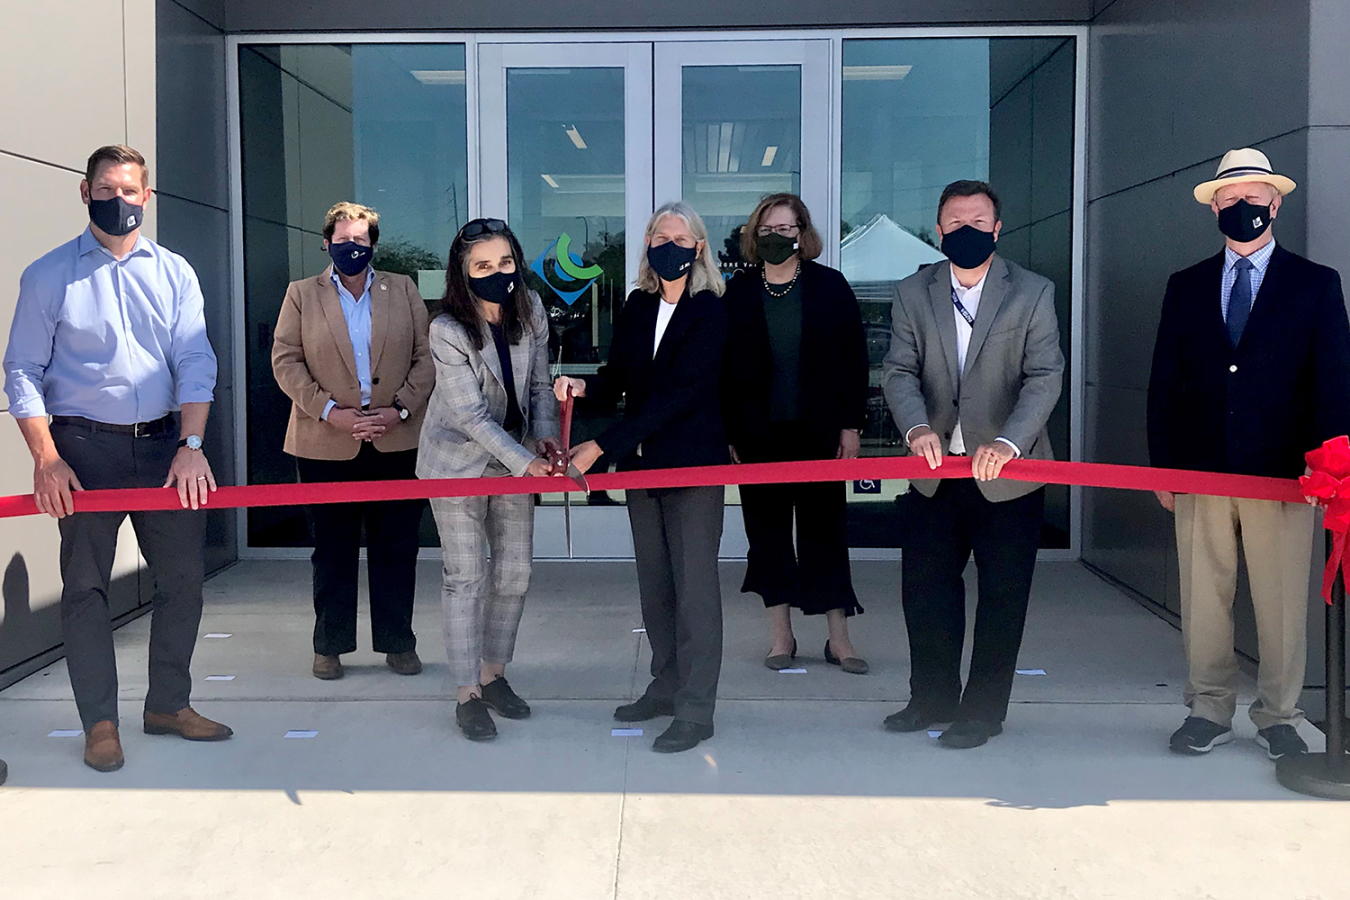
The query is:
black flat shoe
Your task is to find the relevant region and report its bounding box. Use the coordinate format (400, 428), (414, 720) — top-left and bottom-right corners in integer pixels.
(615, 695), (676, 722)
(455, 697), (498, 741)
(764, 638), (798, 670)
(883, 704), (957, 733)
(823, 641), (870, 675)
(938, 719), (1003, 749)
(480, 676), (531, 720)
(652, 719), (714, 754)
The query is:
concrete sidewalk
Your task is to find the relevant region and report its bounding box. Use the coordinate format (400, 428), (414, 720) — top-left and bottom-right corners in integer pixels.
(0, 560), (1346, 899)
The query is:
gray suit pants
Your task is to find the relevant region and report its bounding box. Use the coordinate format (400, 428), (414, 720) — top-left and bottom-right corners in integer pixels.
(628, 485), (725, 725)
(51, 420), (206, 731)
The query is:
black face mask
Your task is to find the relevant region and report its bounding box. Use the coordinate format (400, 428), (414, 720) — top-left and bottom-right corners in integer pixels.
(470, 270), (517, 306)
(647, 241), (698, 283)
(88, 195), (144, 237)
(940, 225), (997, 270)
(758, 233), (799, 266)
(328, 241), (374, 277)
(1217, 199), (1273, 244)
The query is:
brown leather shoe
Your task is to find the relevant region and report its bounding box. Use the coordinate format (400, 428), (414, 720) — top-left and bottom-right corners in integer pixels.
(386, 650), (422, 676)
(84, 721), (124, 772)
(143, 707), (234, 742)
(312, 654), (343, 680)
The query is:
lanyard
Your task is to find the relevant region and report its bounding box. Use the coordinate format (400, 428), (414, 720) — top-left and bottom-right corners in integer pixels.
(951, 286), (975, 327)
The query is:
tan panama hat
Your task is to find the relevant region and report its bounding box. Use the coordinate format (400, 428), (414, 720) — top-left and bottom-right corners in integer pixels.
(1193, 148), (1297, 203)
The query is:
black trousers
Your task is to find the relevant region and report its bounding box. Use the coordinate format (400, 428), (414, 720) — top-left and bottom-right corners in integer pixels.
(901, 480), (1044, 723)
(295, 443), (422, 656)
(627, 485), (725, 725)
(51, 420), (206, 731)
(739, 422), (861, 615)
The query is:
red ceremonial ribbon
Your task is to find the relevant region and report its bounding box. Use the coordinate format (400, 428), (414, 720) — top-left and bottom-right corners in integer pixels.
(1300, 435), (1350, 603)
(0, 455), (1307, 519)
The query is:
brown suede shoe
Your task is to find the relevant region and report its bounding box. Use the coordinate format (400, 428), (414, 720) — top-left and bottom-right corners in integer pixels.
(84, 721), (124, 772)
(313, 654), (343, 680)
(386, 650), (422, 676)
(143, 708), (234, 741)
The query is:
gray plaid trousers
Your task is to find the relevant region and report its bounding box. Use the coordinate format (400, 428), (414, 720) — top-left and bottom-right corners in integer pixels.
(429, 480), (535, 687)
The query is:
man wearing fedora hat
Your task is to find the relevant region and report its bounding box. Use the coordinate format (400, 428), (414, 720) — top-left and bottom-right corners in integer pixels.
(1148, 148), (1350, 760)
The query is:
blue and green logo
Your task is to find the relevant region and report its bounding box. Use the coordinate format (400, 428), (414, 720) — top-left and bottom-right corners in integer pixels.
(531, 232), (602, 306)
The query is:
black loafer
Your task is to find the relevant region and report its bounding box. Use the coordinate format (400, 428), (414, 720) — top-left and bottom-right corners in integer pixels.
(652, 719), (713, 754)
(883, 704), (957, 733)
(480, 676), (531, 720)
(0, 757), (7, 787)
(938, 719), (1003, 749)
(615, 695), (676, 722)
(455, 697), (498, 741)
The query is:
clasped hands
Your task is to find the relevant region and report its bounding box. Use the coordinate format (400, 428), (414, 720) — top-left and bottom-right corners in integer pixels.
(909, 425), (1015, 482)
(326, 406), (400, 442)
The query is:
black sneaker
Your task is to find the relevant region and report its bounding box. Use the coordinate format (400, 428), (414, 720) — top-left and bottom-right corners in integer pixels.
(615, 695), (676, 722)
(455, 697), (498, 741)
(1256, 724), (1308, 761)
(480, 676), (531, 720)
(1169, 716), (1233, 755)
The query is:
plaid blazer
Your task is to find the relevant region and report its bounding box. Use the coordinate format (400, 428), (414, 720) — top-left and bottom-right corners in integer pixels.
(416, 292), (558, 480)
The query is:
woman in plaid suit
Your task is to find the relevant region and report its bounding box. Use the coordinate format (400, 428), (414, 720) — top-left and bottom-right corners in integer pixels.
(417, 218), (560, 742)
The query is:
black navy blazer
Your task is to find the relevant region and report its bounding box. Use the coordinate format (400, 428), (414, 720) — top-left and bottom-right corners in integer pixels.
(588, 287), (730, 471)
(721, 260), (869, 456)
(1147, 243), (1350, 479)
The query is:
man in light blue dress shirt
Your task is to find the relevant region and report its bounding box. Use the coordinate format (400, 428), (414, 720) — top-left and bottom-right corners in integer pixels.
(3, 145), (233, 773)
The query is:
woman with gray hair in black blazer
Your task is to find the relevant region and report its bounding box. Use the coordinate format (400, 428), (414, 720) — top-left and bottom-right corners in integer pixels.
(418, 218), (560, 742)
(555, 200), (729, 754)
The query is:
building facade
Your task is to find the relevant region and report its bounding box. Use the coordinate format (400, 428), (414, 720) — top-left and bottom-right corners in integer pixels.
(3, 0), (1349, 713)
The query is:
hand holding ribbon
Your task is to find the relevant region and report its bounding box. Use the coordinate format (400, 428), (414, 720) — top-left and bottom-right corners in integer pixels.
(1299, 435), (1350, 603)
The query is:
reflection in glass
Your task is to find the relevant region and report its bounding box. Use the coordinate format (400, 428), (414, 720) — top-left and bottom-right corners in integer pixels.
(841, 37), (1076, 548)
(680, 65), (801, 280)
(506, 67), (627, 506)
(239, 43), (469, 547)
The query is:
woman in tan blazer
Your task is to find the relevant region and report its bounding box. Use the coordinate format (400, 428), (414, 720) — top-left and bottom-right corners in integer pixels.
(272, 202), (434, 682)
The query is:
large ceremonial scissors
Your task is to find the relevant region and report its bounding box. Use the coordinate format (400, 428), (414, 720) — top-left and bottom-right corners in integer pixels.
(550, 382), (589, 557)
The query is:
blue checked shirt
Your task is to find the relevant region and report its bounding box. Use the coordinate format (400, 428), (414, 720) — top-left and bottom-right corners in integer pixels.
(4, 228), (217, 424)
(1222, 239), (1275, 324)
(320, 267), (374, 420)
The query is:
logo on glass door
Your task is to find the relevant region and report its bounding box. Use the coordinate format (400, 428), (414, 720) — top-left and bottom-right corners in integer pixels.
(530, 232), (603, 306)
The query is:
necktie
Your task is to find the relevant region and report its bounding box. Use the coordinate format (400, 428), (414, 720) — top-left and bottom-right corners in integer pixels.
(1227, 257), (1254, 347)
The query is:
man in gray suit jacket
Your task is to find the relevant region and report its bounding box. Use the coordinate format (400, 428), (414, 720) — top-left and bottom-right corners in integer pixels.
(882, 180), (1064, 748)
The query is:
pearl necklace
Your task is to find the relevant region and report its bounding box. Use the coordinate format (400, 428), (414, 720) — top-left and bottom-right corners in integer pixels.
(762, 262), (801, 298)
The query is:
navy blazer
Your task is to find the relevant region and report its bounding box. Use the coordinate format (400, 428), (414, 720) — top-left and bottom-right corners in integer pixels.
(587, 287), (730, 471)
(1147, 243), (1350, 478)
(721, 260), (869, 456)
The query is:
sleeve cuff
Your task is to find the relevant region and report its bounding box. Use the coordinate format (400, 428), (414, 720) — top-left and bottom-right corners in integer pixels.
(321, 400), (337, 421)
(904, 423), (930, 447)
(176, 387), (216, 406)
(995, 437), (1022, 457)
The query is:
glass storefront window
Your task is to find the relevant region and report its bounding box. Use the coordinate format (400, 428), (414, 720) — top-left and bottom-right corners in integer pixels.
(841, 37), (1076, 548)
(240, 43), (469, 547)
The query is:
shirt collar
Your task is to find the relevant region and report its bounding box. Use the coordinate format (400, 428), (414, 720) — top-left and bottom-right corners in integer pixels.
(949, 265), (988, 299)
(1224, 238), (1276, 275)
(330, 266), (375, 299)
(77, 226), (153, 261)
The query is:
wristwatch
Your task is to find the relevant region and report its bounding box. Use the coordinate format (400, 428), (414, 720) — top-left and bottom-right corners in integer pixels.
(178, 435), (203, 451)
(392, 399), (410, 421)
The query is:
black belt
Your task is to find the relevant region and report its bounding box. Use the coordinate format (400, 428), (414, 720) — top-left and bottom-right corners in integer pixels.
(51, 414), (174, 437)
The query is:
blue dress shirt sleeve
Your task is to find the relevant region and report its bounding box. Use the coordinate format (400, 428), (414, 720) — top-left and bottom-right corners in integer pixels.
(3, 260), (60, 418)
(168, 260), (218, 405)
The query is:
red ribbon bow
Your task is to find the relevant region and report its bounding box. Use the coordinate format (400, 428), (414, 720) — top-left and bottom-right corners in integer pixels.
(1300, 435), (1350, 603)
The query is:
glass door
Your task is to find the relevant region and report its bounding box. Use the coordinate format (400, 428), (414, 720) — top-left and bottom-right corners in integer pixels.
(478, 43), (652, 557)
(654, 41), (835, 272)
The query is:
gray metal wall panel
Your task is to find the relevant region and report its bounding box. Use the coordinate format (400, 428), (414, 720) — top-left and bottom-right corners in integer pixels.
(220, 0), (1092, 32)
(156, 0), (238, 569)
(173, 0), (225, 30)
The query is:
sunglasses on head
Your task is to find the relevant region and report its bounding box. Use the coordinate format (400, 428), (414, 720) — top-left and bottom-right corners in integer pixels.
(459, 218), (509, 240)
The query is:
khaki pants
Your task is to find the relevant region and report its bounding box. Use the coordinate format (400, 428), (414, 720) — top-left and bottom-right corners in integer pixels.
(1175, 494), (1315, 730)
